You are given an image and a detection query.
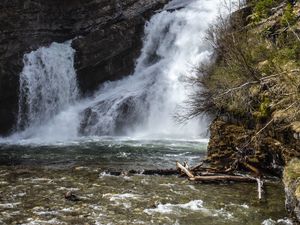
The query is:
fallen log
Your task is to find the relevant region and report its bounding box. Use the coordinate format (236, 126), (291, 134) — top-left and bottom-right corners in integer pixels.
(176, 161), (195, 178)
(102, 169), (179, 176)
(141, 169), (178, 176)
(189, 175), (256, 183)
(197, 172), (228, 176)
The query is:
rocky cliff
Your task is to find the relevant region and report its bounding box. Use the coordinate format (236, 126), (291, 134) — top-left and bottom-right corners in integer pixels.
(191, 0), (300, 173)
(0, 0), (168, 136)
(187, 0), (300, 222)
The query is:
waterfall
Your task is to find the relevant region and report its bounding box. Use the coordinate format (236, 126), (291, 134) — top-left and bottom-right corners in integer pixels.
(78, 0), (222, 138)
(12, 0), (237, 142)
(15, 42), (79, 139)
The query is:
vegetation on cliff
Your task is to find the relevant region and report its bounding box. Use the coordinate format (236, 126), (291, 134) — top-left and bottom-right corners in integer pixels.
(187, 0), (300, 171)
(185, 1), (300, 220)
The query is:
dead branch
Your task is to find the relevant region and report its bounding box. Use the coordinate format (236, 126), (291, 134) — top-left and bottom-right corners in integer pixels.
(256, 178), (264, 200)
(190, 162), (204, 171)
(189, 175), (256, 182)
(284, 15), (300, 42)
(240, 101), (297, 150)
(214, 81), (258, 99)
(176, 161), (194, 178)
(241, 162), (261, 177)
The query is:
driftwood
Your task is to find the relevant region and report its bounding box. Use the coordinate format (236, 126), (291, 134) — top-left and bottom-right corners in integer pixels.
(256, 178), (264, 200)
(176, 161), (194, 178)
(189, 175), (256, 183)
(176, 160), (265, 200)
(103, 169), (179, 176)
(141, 169), (178, 176)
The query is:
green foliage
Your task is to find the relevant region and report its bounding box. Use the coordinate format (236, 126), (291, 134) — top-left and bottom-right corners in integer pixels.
(274, 33), (300, 64)
(284, 158), (300, 185)
(280, 3), (297, 27)
(276, 46), (299, 62)
(258, 96), (271, 118)
(251, 0), (279, 22)
(186, 0), (300, 123)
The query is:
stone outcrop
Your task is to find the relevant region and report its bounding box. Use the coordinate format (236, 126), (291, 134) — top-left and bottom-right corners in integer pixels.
(0, 0), (168, 136)
(207, 118), (300, 175)
(283, 159), (300, 222)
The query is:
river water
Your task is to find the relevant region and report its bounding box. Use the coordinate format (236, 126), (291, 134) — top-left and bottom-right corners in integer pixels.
(0, 138), (291, 225)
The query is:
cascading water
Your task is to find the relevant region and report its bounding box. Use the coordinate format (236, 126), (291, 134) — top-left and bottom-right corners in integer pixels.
(10, 0), (236, 142)
(78, 0), (223, 138)
(14, 41), (79, 140)
(18, 42), (78, 129)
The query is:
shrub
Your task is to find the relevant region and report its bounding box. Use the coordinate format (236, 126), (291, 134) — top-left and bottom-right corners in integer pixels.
(251, 0), (279, 22)
(280, 3), (297, 27)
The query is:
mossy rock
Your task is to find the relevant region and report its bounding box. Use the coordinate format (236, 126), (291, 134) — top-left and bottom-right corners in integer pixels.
(284, 158), (300, 185)
(283, 158), (300, 222)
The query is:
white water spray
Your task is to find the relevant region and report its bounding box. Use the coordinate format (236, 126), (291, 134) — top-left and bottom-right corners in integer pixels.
(78, 0), (233, 138)
(10, 0), (237, 142)
(15, 42), (78, 139)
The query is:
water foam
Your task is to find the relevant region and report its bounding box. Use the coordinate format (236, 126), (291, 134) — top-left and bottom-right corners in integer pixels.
(143, 200), (206, 214)
(17, 41), (78, 131)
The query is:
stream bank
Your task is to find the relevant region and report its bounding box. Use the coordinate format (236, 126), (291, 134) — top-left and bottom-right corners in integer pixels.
(192, 1), (300, 222)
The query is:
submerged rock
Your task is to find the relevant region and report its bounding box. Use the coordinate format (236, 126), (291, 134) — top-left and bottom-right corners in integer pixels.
(65, 191), (80, 202)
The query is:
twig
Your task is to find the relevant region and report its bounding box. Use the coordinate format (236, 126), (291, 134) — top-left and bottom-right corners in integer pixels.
(241, 101), (297, 150)
(214, 71), (289, 99)
(284, 16), (300, 42)
(241, 162), (261, 177)
(214, 81), (258, 99)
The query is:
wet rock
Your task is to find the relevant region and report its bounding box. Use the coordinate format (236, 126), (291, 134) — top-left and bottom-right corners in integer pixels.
(79, 95), (148, 136)
(65, 191), (80, 202)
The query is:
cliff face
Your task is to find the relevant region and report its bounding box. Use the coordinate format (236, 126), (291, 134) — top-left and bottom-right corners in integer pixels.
(199, 1), (300, 222)
(0, 0), (168, 136)
(193, 1), (300, 171)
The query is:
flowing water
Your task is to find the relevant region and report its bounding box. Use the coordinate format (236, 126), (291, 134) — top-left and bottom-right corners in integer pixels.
(0, 0), (292, 224)
(0, 138), (291, 225)
(8, 0), (223, 141)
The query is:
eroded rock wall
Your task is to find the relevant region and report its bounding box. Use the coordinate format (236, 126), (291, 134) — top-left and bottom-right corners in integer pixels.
(284, 159), (300, 222)
(207, 118), (300, 175)
(0, 0), (168, 135)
